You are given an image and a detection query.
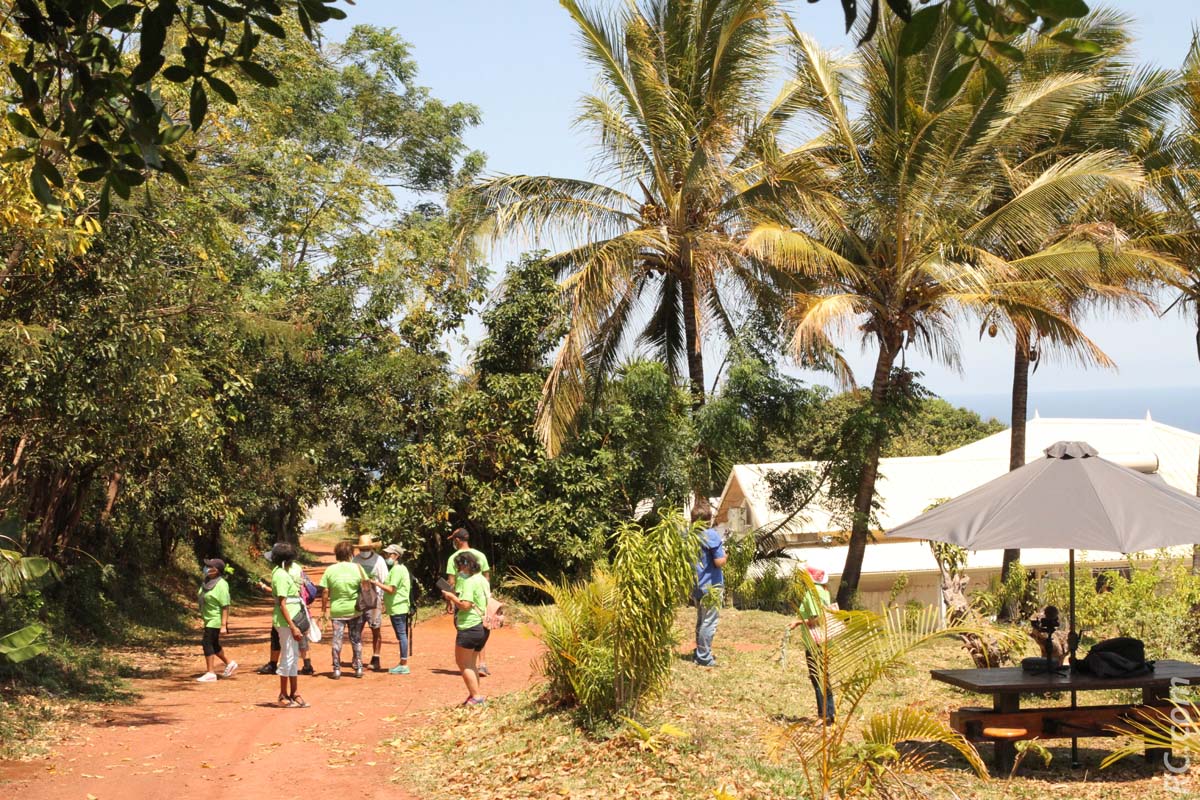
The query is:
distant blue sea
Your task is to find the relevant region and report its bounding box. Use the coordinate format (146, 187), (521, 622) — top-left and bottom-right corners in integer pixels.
(944, 386), (1200, 433)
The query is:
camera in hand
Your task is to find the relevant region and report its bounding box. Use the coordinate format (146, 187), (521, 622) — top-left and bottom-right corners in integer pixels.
(1030, 605), (1060, 636)
(1022, 605), (1068, 675)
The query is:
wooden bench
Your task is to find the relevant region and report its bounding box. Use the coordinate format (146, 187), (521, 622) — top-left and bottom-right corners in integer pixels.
(932, 660), (1200, 775)
(950, 703), (1173, 743)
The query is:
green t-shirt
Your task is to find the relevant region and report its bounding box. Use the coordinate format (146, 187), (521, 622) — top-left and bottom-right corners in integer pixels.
(446, 547), (489, 577)
(199, 578), (230, 629)
(320, 560), (364, 619)
(454, 572), (489, 630)
(384, 563), (411, 617)
(798, 584), (831, 622)
(271, 566), (300, 628)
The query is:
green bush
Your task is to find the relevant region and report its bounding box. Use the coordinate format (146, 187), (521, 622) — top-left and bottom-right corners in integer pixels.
(722, 534), (755, 606)
(733, 561), (817, 614)
(511, 510), (699, 726)
(1041, 556), (1200, 659)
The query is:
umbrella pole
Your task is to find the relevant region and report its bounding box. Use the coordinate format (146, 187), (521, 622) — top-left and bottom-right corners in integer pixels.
(1070, 549), (1079, 768)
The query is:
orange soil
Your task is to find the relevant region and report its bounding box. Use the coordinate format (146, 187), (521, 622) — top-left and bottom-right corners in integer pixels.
(0, 536), (544, 798)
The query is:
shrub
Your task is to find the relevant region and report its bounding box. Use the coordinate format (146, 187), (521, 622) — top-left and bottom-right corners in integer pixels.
(1041, 555), (1200, 659)
(510, 510), (699, 725)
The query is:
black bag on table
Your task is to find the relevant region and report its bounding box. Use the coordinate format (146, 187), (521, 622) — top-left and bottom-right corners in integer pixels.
(1074, 636), (1153, 678)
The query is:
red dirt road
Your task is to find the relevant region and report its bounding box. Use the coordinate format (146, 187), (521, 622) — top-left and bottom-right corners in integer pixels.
(0, 536), (543, 799)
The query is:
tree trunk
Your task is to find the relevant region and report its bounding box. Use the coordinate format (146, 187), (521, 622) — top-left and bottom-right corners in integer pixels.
(999, 332), (1030, 620)
(677, 243), (705, 411)
(836, 341), (899, 610)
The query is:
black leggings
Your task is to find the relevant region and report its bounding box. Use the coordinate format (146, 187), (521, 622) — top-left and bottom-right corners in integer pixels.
(202, 627), (222, 657)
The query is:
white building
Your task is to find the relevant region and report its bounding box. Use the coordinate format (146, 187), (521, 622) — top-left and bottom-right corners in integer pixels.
(714, 415), (1200, 613)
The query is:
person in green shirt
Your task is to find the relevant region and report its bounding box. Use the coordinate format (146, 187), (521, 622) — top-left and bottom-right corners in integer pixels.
(789, 565), (835, 723)
(369, 543), (411, 674)
(440, 550), (490, 706)
(445, 528), (493, 676)
(197, 558), (236, 682)
(270, 543), (309, 708)
(319, 540), (367, 679)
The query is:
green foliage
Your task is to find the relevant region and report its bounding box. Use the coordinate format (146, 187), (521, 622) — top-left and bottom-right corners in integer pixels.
(1041, 556), (1200, 658)
(882, 399), (1005, 457)
(3, 0), (351, 212)
(821, 0), (1092, 60)
(0, 547), (60, 597)
(0, 623), (45, 663)
(721, 535), (756, 607)
(358, 255), (698, 582)
(695, 354), (827, 495)
(510, 511), (700, 725)
(733, 562), (809, 613)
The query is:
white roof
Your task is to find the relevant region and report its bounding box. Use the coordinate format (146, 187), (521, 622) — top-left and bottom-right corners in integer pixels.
(716, 416), (1200, 543)
(770, 541), (1193, 580)
(758, 542), (1190, 578)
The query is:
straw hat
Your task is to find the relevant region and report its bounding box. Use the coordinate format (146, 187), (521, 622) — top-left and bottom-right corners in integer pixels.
(355, 534), (379, 550)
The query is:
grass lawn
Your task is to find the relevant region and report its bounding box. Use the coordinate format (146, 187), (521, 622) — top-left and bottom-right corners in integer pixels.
(388, 607), (1193, 799)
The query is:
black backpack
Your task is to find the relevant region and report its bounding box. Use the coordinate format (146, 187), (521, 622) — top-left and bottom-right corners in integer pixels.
(1076, 637), (1154, 678)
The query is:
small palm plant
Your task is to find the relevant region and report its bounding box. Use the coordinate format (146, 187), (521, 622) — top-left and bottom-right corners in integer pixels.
(509, 510), (699, 725)
(771, 572), (1024, 798)
(1102, 701), (1200, 769)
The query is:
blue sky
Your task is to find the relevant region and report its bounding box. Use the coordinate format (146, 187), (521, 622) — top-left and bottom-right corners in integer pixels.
(327, 1), (1200, 399)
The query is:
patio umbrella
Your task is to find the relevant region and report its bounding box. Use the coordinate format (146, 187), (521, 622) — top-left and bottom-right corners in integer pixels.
(885, 440), (1200, 764)
(887, 440), (1200, 636)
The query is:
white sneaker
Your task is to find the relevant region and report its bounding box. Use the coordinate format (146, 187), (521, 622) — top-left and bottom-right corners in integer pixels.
(196, 672), (218, 683)
(223, 660), (238, 678)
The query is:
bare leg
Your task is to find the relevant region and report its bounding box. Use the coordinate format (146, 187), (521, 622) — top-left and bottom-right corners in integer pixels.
(455, 646), (482, 699)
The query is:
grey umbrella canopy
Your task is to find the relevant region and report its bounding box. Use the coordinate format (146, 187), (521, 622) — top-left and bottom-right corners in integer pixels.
(886, 441), (1200, 551)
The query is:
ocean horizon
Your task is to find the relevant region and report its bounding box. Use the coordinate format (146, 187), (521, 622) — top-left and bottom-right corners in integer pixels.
(944, 385), (1200, 434)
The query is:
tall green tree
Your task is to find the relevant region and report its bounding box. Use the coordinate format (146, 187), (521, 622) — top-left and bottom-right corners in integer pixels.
(460, 0), (828, 455)
(966, 12), (1180, 596)
(1148, 32), (1200, 570)
(746, 16), (1145, 608)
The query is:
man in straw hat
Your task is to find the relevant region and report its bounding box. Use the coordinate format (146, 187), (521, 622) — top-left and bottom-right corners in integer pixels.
(353, 533), (389, 672)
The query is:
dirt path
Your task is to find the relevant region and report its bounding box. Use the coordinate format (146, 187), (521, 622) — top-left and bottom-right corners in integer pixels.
(0, 535), (543, 798)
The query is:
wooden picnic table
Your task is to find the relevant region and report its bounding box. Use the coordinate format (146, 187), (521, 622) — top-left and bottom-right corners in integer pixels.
(932, 659), (1200, 775)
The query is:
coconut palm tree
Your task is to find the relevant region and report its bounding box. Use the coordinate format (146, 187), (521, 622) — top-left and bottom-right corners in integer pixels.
(1148, 33), (1200, 569)
(980, 14), (1184, 598)
(746, 16), (1148, 609)
(458, 0), (831, 455)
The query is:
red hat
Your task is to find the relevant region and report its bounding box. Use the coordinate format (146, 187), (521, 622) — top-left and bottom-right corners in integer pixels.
(805, 565), (828, 585)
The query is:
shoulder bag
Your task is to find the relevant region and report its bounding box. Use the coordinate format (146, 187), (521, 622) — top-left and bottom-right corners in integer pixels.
(356, 566), (380, 613)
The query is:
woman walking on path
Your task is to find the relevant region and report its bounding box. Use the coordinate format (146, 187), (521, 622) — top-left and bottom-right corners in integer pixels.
(270, 543), (309, 707)
(371, 543), (411, 674)
(440, 551), (489, 706)
(197, 558), (237, 682)
(320, 540), (366, 679)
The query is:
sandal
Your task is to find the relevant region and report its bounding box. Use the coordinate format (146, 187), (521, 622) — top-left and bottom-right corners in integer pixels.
(276, 693), (292, 708)
(290, 694), (310, 708)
